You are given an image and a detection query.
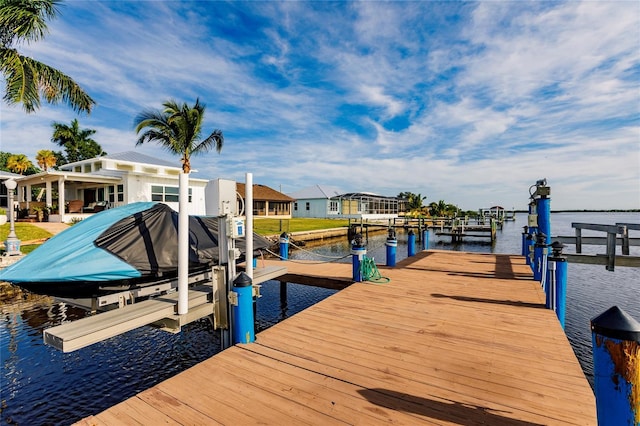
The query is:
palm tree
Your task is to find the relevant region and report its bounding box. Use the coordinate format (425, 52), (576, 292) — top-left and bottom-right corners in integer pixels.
(6, 153), (32, 174)
(0, 0), (95, 113)
(429, 200), (451, 218)
(134, 98), (224, 173)
(51, 118), (104, 163)
(36, 149), (57, 170)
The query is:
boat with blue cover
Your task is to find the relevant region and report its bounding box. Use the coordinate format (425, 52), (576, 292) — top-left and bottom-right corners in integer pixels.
(0, 202), (271, 298)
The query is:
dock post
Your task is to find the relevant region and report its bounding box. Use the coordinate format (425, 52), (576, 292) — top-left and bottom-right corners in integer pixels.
(526, 233), (535, 267)
(547, 242), (567, 328)
(232, 272), (255, 344)
(521, 226), (529, 256)
(351, 233), (366, 282)
(533, 232), (547, 283)
(590, 306), (640, 426)
(279, 232), (289, 260)
(422, 229), (430, 250)
(408, 230), (416, 257)
(385, 229), (397, 267)
(536, 190), (551, 246)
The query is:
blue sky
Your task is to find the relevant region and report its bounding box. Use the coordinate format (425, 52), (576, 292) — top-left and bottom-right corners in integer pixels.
(1, 1), (639, 210)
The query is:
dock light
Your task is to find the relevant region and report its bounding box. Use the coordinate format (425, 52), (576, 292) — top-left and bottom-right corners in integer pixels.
(536, 178), (547, 187)
(551, 241), (565, 257)
(3, 179), (21, 256)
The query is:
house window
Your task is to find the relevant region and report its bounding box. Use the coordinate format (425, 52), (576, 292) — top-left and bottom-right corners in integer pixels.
(108, 185), (124, 203)
(151, 185), (191, 203)
(329, 201), (338, 212)
(306, 202), (310, 211)
(294, 202), (298, 211)
(84, 164), (92, 173)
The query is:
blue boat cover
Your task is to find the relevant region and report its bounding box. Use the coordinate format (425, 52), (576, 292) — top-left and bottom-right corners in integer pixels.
(0, 203), (155, 283)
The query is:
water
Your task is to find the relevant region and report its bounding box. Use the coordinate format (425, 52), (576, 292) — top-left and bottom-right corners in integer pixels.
(1, 212), (638, 425)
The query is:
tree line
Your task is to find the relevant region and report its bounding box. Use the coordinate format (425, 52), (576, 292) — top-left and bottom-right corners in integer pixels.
(397, 192), (471, 218)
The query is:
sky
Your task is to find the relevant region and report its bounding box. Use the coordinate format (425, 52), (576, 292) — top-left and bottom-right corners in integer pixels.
(1, 1), (639, 211)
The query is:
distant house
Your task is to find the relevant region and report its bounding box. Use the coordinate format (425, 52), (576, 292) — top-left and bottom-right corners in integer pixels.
(11, 151), (209, 222)
(289, 185), (343, 218)
(289, 185), (404, 220)
(236, 183), (294, 219)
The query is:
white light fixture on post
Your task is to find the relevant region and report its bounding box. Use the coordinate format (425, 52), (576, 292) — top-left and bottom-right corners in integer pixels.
(3, 179), (21, 256)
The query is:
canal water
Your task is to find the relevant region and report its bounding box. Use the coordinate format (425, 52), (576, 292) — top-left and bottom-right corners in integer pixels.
(1, 212), (638, 425)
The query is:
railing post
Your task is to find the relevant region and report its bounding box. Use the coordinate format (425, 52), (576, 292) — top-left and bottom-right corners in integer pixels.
(606, 231), (616, 272)
(620, 225), (630, 256)
(590, 306), (640, 426)
(279, 232), (289, 260)
(232, 272), (255, 344)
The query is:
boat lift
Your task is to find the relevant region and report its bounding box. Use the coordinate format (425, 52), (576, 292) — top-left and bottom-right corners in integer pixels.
(43, 174), (287, 352)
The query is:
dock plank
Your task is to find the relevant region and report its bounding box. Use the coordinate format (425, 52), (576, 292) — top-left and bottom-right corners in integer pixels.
(78, 250), (596, 425)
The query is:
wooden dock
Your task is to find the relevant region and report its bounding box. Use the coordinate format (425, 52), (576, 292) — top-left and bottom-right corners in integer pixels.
(77, 250), (596, 425)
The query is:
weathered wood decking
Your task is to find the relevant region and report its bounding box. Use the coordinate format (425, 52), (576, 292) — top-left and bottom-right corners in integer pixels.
(77, 250), (596, 425)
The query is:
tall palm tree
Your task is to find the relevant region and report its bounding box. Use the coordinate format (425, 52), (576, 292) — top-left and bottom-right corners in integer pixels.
(51, 118), (104, 163)
(0, 0), (95, 113)
(35, 149), (56, 170)
(134, 98), (224, 173)
(6, 153), (32, 174)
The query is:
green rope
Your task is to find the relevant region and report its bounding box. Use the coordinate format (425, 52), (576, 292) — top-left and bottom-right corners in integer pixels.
(360, 256), (391, 284)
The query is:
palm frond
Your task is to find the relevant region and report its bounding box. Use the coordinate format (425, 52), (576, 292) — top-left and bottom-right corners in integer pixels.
(0, 0), (60, 46)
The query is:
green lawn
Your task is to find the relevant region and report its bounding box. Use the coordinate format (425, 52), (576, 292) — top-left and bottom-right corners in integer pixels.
(253, 218), (350, 235)
(0, 223), (53, 241)
(0, 223), (53, 255)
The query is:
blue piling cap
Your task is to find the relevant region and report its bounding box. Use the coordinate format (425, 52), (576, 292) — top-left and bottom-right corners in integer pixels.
(591, 306), (640, 342)
(233, 271), (253, 287)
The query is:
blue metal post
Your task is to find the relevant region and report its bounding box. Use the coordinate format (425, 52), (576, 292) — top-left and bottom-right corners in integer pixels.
(554, 257), (567, 328)
(537, 195), (551, 246)
(591, 306), (640, 426)
(533, 232), (547, 282)
(525, 233), (535, 267)
(423, 229), (430, 250)
(407, 230), (416, 257)
(351, 234), (366, 282)
(547, 242), (568, 328)
(385, 229), (397, 267)
(232, 272), (255, 344)
(521, 226), (529, 256)
(279, 232), (289, 260)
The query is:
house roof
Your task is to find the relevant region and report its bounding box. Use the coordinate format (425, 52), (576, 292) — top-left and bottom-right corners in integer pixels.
(63, 151), (179, 169)
(0, 170), (23, 180)
(288, 184), (343, 200)
(236, 183), (295, 202)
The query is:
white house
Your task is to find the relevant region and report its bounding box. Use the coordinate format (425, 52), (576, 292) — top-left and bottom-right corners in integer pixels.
(11, 151), (209, 223)
(289, 185), (405, 220)
(289, 185), (343, 218)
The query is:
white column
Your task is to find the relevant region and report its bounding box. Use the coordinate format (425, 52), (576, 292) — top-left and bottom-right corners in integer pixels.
(58, 177), (66, 221)
(245, 173), (253, 279)
(178, 172), (189, 315)
(45, 180), (52, 207)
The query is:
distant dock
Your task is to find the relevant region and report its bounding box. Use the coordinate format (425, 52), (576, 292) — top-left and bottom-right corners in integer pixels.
(76, 250), (596, 425)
